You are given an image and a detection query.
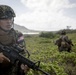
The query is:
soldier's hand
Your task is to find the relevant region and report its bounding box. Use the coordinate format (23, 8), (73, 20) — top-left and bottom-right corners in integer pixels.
(21, 64), (30, 73)
(0, 52), (10, 63)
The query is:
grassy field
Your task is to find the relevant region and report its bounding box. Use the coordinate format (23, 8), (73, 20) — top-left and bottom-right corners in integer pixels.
(24, 33), (76, 75)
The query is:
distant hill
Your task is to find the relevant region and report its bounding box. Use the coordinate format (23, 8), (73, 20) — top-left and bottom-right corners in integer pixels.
(14, 24), (39, 34)
(14, 24), (57, 34)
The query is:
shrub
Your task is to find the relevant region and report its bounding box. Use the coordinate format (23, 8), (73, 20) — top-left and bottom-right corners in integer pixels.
(39, 32), (55, 38)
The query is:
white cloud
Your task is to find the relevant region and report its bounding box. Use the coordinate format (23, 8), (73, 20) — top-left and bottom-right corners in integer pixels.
(15, 0), (76, 31)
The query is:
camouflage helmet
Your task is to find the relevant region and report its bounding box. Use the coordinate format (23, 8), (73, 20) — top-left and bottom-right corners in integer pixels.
(0, 5), (16, 19)
(61, 30), (66, 35)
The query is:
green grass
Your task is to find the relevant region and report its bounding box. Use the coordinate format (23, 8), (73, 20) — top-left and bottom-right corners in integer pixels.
(24, 33), (76, 75)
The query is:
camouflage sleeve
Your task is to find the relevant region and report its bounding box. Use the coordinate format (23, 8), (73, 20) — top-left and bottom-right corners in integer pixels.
(15, 31), (30, 58)
(16, 31), (26, 55)
(15, 31), (29, 75)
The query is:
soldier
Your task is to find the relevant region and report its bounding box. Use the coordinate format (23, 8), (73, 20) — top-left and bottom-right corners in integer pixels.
(0, 5), (29, 75)
(59, 30), (73, 52)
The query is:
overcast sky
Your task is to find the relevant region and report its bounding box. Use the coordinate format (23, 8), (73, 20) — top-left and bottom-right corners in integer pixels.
(0, 0), (76, 31)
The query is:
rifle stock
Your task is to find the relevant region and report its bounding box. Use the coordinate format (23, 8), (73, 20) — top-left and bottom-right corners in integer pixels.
(0, 43), (50, 75)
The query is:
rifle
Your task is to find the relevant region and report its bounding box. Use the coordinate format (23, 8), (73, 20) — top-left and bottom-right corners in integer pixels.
(0, 43), (50, 75)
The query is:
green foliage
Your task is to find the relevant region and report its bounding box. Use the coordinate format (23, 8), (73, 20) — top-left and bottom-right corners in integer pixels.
(24, 33), (76, 75)
(56, 29), (76, 35)
(39, 32), (55, 38)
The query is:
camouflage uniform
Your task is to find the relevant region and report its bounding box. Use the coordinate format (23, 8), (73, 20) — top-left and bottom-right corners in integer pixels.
(0, 29), (25, 75)
(59, 31), (73, 52)
(0, 5), (27, 75)
(0, 28), (26, 75)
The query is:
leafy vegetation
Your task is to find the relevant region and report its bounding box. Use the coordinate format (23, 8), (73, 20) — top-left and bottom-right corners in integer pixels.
(39, 32), (55, 38)
(24, 32), (76, 75)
